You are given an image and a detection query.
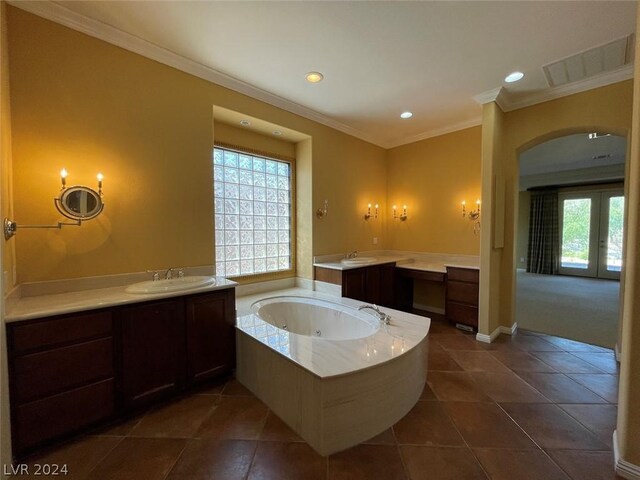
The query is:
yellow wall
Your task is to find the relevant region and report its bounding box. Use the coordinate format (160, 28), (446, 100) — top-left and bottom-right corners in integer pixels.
(6, 7), (387, 283)
(0, 0), (12, 468)
(386, 126), (481, 254)
(213, 121), (297, 160)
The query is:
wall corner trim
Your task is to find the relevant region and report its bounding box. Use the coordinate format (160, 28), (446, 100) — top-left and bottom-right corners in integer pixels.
(476, 326), (501, 344)
(499, 322), (518, 336)
(614, 430), (640, 480)
(615, 343), (622, 363)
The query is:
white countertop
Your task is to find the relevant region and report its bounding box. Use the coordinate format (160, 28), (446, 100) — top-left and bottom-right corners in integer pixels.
(314, 257), (480, 273)
(5, 277), (237, 323)
(235, 288), (430, 379)
(312, 255), (411, 271)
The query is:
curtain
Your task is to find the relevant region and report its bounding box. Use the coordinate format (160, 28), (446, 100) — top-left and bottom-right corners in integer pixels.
(527, 190), (559, 274)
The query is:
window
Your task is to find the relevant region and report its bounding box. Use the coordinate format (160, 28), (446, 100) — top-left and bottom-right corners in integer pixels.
(213, 146), (292, 277)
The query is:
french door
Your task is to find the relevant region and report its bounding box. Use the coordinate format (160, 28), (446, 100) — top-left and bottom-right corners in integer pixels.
(558, 190), (624, 279)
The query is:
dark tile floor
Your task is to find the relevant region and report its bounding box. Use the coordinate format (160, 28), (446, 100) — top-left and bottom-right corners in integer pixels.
(18, 320), (622, 479)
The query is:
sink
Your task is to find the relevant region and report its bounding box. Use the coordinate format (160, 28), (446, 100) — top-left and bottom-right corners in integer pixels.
(340, 257), (378, 266)
(125, 276), (216, 294)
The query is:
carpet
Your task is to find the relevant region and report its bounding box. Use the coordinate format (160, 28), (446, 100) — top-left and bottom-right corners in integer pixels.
(515, 270), (620, 348)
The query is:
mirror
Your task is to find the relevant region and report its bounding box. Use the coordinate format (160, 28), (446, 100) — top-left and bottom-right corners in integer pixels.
(55, 186), (104, 220)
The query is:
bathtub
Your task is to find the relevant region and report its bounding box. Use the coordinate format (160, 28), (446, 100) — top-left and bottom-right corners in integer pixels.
(235, 292), (430, 455)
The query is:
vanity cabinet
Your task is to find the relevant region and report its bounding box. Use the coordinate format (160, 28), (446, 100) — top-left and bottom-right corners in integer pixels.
(7, 311), (115, 454)
(7, 287), (236, 458)
(120, 299), (186, 409)
(186, 291), (236, 385)
(316, 263), (396, 307)
(445, 267), (479, 328)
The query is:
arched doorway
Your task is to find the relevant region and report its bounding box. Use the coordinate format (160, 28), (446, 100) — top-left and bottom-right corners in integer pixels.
(515, 131), (627, 348)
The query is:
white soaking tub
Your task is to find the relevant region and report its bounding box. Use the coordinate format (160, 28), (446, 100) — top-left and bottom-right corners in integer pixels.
(235, 292), (430, 456)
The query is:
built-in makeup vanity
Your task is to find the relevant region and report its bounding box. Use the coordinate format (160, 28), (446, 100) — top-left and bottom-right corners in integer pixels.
(5, 278), (236, 458)
(313, 252), (480, 329)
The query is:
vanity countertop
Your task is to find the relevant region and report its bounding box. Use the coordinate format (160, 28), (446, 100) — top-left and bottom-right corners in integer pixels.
(312, 255), (412, 271)
(5, 277), (237, 323)
(313, 256), (480, 273)
(396, 261), (480, 273)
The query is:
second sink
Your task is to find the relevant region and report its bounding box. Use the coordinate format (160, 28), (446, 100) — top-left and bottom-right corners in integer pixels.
(125, 276), (216, 294)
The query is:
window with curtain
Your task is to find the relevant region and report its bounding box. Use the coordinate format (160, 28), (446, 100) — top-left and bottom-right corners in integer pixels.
(526, 190), (559, 275)
(213, 146), (292, 278)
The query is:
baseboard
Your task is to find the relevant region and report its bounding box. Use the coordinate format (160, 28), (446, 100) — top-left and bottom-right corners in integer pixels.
(412, 303), (445, 315)
(615, 343), (622, 362)
(614, 430), (640, 479)
(476, 326), (501, 344)
(295, 277), (314, 290)
(500, 322), (518, 336)
(313, 280), (341, 297)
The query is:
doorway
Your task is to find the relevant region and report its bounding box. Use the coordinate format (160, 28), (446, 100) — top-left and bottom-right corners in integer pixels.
(558, 189), (624, 279)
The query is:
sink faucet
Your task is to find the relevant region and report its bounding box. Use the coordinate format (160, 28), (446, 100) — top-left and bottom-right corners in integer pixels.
(164, 267), (175, 280)
(358, 304), (391, 325)
(346, 250), (358, 259)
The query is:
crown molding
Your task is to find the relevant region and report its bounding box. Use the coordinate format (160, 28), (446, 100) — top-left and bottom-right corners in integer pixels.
(384, 117), (482, 149)
(10, 1), (634, 151)
(9, 0), (384, 147)
(474, 64), (634, 113)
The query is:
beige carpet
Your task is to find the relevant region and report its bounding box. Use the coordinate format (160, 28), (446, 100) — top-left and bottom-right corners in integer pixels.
(515, 270), (619, 349)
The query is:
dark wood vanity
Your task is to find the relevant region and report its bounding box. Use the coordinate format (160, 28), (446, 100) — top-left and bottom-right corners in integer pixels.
(314, 263), (479, 328)
(6, 287), (236, 457)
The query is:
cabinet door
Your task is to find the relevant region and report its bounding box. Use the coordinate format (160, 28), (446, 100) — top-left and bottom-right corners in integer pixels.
(186, 290), (236, 385)
(342, 268), (367, 302)
(378, 264), (396, 308)
(119, 299), (186, 409)
(364, 266), (381, 304)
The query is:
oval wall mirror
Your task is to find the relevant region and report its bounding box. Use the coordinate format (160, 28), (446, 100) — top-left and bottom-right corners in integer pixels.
(55, 186), (104, 220)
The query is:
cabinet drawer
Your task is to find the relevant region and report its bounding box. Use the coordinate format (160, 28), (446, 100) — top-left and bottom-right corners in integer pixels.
(14, 379), (114, 453)
(10, 311), (112, 354)
(447, 281), (479, 306)
(446, 268), (479, 284)
(446, 302), (478, 328)
(13, 338), (113, 404)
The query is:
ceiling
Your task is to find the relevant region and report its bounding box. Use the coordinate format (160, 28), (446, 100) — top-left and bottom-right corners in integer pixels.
(34, 1), (638, 147)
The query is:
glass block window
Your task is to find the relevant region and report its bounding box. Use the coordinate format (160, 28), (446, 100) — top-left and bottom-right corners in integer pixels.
(214, 147), (292, 277)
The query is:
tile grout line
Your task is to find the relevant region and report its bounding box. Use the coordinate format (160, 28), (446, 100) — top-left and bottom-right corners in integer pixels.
(80, 435), (127, 480)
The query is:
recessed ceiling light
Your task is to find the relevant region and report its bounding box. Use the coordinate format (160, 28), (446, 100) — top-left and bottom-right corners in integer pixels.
(272, 130), (282, 136)
(504, 71), (525, 83)
(239, 120), (250, 126)
(400, 111), (413, 119)
(305, 71), (324, 83)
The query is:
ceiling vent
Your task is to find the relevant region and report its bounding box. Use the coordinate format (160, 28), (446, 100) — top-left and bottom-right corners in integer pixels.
(543, 35), (634, 87)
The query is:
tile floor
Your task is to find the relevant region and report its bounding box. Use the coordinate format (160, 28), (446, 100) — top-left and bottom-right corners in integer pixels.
(18, 320), (622, 479)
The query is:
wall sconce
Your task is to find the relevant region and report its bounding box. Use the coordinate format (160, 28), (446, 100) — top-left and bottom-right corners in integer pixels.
(316, 199), (329, 218)
(364, 203), (379, 220)
(4, 169), (106, 240)
(462, 199), (481, 220)
(393, 205), (408, 221)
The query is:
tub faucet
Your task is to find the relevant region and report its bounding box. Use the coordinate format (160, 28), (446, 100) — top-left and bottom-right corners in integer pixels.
(164, 267), (176, 280)
(346, 250), (358, 259)
(358, 304), (391, 325)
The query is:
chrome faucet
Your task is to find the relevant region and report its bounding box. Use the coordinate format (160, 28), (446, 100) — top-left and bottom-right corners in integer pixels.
(346, 250), (358, 259)
(164, 267), (175, 280)
(358, 304), (391, 325)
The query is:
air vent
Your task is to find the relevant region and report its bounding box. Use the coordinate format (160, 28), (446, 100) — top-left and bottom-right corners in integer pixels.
(543, 35), (634, 87)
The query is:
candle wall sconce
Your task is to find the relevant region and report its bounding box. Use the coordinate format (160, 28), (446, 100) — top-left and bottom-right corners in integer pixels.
(316, 199), (329, 218)
(461, 199), (481, 234)
(4, 169), (105, 240)
(393, 205), (408, 221)
(461, 200), (481, 220)
(364, 203), (379, 220)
